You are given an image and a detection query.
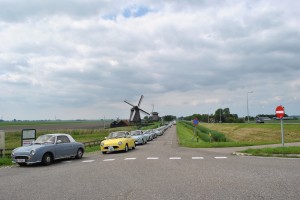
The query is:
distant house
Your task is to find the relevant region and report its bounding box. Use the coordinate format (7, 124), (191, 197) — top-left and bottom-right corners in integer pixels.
(151, 112), (160, 121)
(110, 120), (130, 128)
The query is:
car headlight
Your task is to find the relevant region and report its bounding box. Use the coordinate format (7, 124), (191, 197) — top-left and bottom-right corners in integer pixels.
(100, 142), (104, 146)
(118, 141), (122, 145)
(11, 151), (15, 156)
(30, 150), (36, 156)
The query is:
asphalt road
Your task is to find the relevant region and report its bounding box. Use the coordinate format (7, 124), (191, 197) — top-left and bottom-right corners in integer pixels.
(1, 125), (300, 200)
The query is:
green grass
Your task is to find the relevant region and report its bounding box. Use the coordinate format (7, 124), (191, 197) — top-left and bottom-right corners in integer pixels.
(240, 146), (300, 157)
(0, 157), (13, 166)
(176, 121), (297, 148)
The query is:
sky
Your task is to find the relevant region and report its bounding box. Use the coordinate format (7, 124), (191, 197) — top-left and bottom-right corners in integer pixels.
(0, 0), (300, 121)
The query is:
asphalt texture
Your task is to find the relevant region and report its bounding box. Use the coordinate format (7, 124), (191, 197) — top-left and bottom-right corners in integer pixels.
(1, 125), (300, 200)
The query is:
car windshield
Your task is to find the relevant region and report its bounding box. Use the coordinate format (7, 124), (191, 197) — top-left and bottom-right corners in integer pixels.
(130, 131), (141, 136)
(34, 135), (56, 144)
(107, 132), (125, 139)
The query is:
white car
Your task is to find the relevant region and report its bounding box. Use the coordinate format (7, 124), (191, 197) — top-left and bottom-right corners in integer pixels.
(143, 130), (154, 141)
(129, 130), (147, 145)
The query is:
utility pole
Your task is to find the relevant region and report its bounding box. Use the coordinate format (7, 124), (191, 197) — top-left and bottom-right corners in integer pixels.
(247, 91), (253, 123)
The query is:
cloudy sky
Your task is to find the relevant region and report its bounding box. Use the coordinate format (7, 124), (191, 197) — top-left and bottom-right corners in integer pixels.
(0, 0), (299, 120)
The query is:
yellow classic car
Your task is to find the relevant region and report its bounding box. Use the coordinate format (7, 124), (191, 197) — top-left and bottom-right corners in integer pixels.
(100, 131), (136, 154)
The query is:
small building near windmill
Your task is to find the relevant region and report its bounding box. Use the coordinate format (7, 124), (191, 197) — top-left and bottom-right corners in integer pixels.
(110, 120), (130, 128)
(151, 112), (160, 121)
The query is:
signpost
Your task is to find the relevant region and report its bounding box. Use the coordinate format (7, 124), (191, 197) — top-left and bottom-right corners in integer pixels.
(275, 105), (285, 146)
(21, 129), (36, 146)
(192, 118), (199, 142)
(0, 130), (5, 157)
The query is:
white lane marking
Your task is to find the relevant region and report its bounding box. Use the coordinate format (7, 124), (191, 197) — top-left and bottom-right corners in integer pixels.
(103, 159), (115, 162)
(147, 157), (159, 160)
(124, 158), (137, 160)
(169, 157), (181, 160)
(82, 160), (95, 163)
(192, 157), (204, 160)
(215, 157), (227, 159)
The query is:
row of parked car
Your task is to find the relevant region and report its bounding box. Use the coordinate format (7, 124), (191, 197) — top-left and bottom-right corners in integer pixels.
(11, 121), (176, 166)
(100, 122), (175, 154)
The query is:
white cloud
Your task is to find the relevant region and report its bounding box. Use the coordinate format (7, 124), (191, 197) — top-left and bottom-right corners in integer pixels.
(0, 0), (300, 120)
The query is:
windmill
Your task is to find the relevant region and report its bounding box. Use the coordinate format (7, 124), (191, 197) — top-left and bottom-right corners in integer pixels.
(124, 95), (150, 124)
(150, 104), (160, 121)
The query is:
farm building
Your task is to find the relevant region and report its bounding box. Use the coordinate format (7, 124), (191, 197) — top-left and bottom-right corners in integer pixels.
(110, 120), (130, 128)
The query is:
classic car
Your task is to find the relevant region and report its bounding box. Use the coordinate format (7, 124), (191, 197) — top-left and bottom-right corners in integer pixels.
(129, 130), (148, 145)
(11, 133), (85, 166)
(100, 131), (135, 154)
(143, 130), (155, 141)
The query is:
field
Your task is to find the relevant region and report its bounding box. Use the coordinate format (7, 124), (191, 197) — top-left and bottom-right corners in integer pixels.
(176, 121), (300, 148)
(201, 122), (300, 143)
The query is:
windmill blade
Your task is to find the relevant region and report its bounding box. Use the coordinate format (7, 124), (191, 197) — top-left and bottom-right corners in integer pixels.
(129, 109), (135, 121)
(130, 109), (136, 121)
(139, 108), (150, 115)
(137, 95), (144, 107)
(124, 100), (135, 107)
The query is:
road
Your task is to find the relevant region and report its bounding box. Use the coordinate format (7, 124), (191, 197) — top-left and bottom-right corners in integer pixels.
(1, 125), (300, 200)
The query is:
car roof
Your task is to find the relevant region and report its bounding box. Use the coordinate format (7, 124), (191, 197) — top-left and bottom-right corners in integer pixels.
(43, 133), (76, 142)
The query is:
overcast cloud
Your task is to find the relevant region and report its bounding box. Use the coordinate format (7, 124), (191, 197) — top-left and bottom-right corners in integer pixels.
(0, 0), (299, 120)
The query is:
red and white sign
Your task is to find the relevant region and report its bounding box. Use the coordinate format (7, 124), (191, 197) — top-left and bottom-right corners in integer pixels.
(275, 105), (285, 119)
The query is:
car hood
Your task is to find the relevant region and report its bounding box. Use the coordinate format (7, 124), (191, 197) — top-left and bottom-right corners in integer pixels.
(102, 138), (126, 145)
(13, 144), (50, 153)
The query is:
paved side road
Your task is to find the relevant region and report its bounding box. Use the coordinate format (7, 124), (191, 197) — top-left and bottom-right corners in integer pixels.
(1, 125), (300, 200)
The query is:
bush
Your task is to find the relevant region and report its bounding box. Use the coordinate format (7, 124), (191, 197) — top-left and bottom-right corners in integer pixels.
(180, 121), (227, 142)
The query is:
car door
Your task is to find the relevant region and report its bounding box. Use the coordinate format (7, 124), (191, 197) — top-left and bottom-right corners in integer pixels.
(56, 135), (75, 158)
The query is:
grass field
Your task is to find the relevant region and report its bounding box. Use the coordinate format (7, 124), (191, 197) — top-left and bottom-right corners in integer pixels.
(177, 121), (300, 148)
(201, 123), (300, 143)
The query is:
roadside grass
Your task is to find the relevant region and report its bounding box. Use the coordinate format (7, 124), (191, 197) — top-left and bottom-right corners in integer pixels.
(0, 157), (13, 166)
(177, 121), (300, 148)
(240, 146), (300, 157)
(201, 123), (300, 143)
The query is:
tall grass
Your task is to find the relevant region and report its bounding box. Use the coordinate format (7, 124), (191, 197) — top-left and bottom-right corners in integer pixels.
(177, 121), (280, 148)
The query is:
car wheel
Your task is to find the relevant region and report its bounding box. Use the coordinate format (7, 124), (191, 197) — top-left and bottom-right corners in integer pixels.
(75, 148), (83, 159)
(42, 153), (53, 166)
(124, 144), (129, 152)
(142, 139), (145, 145)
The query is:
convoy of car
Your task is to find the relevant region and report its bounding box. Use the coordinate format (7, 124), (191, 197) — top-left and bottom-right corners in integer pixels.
(100, 122), (175, 154)
(11, 121), (176, 166)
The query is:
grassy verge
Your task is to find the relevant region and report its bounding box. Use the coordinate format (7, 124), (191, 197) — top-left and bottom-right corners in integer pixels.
(177, 122), (259, 148)
(0, 157), (13, 167)
(201, 123), (300, 143)
(240, 146), (300, 157)
(176, 121), (294, 148)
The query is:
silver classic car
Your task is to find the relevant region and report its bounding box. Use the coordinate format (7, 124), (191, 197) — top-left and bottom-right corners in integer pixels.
(11, 133), (84, 166)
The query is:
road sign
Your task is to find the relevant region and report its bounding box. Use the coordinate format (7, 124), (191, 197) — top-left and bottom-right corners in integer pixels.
(193, 118), (199, 126)
(275, 105), (285, 119)
(21, 129), (36, 146)
(275, 105), (285, 146)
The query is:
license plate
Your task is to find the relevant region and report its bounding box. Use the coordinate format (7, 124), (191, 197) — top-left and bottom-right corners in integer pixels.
(108, 146), (114, 152)
(16, 159), (26, 163)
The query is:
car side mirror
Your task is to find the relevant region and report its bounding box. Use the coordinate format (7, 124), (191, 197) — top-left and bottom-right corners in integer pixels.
(57, 140), (62, 144)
